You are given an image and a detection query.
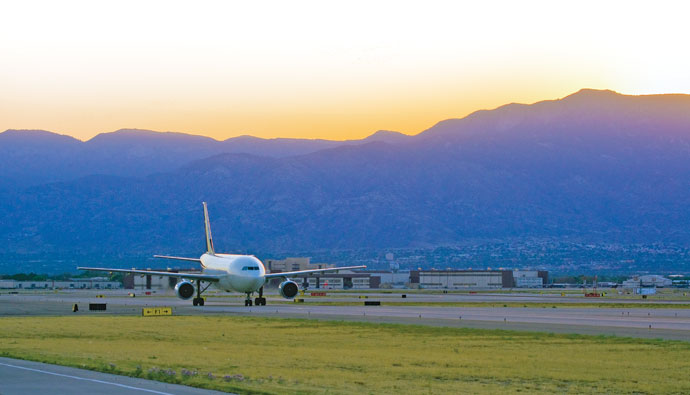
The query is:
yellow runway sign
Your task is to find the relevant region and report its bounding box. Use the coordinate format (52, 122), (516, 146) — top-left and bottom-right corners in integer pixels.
(142, 307), (173, 317)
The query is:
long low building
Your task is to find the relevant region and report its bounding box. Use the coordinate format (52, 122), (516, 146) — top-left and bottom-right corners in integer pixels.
(120, 267), (547, 291)
(0, 279), (121, 290)
(300, 273), (376, 290)
(364, 270), (410, 288)
(123, 269), (198, 290)
(409, 270), (547, 289)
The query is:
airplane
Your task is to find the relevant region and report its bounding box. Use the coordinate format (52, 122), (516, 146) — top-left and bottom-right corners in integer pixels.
(78, 202), (365, 306)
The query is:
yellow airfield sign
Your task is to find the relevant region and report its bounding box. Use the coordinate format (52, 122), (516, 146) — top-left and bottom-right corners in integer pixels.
(142, 307), (173, 317)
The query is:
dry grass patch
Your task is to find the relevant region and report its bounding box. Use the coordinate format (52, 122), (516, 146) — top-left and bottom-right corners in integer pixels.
(1, 316), (689, 394)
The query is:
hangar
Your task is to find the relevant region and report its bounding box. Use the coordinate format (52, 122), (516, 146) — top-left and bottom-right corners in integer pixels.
(409, 270), (547, 289)
(301, 273), (376, 290)
(0, 278), (121, 290)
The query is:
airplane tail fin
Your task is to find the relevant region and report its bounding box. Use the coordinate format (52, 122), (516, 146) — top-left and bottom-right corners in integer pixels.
(203, 202), (215, 254)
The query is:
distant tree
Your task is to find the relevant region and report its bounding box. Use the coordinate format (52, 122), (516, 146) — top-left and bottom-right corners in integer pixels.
(8, 273), (48, 281)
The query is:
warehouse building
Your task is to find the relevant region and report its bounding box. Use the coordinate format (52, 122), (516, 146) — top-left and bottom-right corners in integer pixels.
(640, 275), (672, 287)
(363, 270), (411, 288)
(622, 275), (672, 289)
(409, 270), (547, 289)
(265, 257), (336, 287)
(124, 269), (198, 290)
(410, 270), (509, 289)
(265, 257), (334, 273)
(513, 270), (548, 288)
(0, 278), (121, 290)
(300, 273), (376, 290)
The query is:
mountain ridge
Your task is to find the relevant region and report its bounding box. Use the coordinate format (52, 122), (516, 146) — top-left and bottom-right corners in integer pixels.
(3, 89), (690, 272)
(0, 126), (412, 187)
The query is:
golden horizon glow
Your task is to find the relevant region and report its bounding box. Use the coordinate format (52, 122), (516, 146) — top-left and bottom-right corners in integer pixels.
(2, 1), (690, 141)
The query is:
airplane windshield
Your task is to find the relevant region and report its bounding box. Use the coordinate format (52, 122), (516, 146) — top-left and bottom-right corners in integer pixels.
(242, 266), (260, 271)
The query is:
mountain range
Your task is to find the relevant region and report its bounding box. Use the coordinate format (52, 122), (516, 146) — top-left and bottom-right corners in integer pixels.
(2, 89), (690, 272)
(0, 127), (407, 188)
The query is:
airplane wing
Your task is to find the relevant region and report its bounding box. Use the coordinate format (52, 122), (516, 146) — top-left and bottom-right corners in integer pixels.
(77, 267), (221, 282)
(264, 265), (367, 279)
(153, 255), (202, 263)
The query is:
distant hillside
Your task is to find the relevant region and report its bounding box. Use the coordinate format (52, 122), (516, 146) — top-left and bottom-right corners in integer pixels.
(2, 89), (690, 272)
(0, 128), (411, 187)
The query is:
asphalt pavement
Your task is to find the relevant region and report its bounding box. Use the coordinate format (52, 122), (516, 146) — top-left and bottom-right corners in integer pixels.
(0, 357), (227, 395)
(2, 291), (690, 340)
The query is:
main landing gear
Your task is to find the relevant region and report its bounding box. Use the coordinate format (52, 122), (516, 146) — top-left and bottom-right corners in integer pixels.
(246, 287), (266, 306)
(192, 279), (208, 306)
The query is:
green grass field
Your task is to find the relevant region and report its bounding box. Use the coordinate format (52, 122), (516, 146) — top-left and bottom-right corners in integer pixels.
(1, 316), (690, 394)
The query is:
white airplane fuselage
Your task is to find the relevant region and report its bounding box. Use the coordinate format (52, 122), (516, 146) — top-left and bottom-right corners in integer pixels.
(200, 253), (267, 293)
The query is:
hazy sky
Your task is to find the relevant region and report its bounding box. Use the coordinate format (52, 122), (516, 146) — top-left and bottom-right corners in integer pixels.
(2, 1), (689, 141)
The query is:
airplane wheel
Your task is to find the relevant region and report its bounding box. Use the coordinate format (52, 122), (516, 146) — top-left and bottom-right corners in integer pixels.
(192, 298), (198, 306)
(254, 298), (262, 306)
(244, 300), (249, 306)
(199, 298), (205, 306)
(261, 298), (267, 306)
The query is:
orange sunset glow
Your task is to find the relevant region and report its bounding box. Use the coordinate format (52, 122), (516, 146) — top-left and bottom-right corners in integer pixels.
(2, 1), (689, 141)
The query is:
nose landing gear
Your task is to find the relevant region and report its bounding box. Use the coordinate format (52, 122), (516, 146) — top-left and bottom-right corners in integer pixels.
(254, 286), (266, 306)
(245, 287), (266, 306)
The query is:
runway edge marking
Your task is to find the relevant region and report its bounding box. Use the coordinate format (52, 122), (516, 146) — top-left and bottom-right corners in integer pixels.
(0, 361), (173, 395)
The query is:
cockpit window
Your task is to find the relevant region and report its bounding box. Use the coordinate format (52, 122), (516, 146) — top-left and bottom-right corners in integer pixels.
(242, 266), (260, 271)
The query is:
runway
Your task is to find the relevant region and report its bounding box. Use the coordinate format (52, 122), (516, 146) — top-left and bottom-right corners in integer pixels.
(3, 291), (690, 340)
(0, 357), (226, 395)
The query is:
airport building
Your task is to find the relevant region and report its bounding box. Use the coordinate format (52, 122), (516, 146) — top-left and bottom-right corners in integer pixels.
(622, 275), (672, 289)
(128, 274), (176, 291)
(265, 257), (334, 272)
(640, 275), (672, 287)
(409, 270), (547, 289)
(0, 278), (121, 290)
(124, 269), (198, 290)
(265, 257), (337, 288)
(513, 270), (548, 288)
(299, 273), (375, 290)
(364, 270), (411, 288)
(410, 270), (509, 289)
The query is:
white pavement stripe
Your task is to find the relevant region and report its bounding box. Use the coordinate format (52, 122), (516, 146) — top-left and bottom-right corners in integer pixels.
(0, 362), (173, 395)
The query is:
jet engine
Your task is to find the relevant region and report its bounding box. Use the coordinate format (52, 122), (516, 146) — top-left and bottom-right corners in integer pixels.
(278, 280), (299, 299)
(175, 280), (195, 300)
